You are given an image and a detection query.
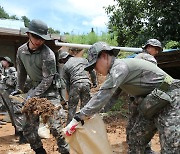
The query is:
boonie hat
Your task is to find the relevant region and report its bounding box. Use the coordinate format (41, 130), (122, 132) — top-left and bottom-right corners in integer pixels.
(85, 42), (119, 71)
(25, 19), (51, 40)
(59, 51), (71, 60)
(143, 39), (162, 51)
(0, 56), (14, 67)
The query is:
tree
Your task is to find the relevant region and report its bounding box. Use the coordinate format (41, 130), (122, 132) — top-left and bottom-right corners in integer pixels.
(21, 16), (30, 27)
(48, 28), (60, 34)
(105, 0), (180, 47)
(0, 6), (9, 18)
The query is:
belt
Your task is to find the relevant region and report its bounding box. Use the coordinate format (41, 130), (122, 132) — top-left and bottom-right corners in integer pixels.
(159, 75), (174, 92)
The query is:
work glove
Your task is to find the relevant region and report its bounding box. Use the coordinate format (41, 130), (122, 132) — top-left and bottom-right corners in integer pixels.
(63, 116), (84, 136)
(10, 89), (23, 96)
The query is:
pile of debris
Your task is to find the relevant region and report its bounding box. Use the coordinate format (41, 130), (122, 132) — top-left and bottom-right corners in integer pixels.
(22, 97), (58, 123)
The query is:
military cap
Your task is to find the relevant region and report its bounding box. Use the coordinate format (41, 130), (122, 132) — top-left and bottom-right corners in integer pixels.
(85, 42), (119, 71)
(25, 19), (51, 40)
(59, 51), (72, 60)
(0, 56), (14, 67)
(143, 39), (162, 51)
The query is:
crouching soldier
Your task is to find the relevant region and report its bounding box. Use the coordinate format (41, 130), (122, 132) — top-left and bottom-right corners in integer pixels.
(64, 42), (180, 154)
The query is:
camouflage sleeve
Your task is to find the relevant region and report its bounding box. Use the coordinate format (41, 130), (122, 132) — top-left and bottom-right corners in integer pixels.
(4, 67), (17, 87)
(63, 65), (70, 93)
(77, 61), (129, 119)
(28, 48), (56, 97)
(89, 69), (97, 86)
(135, 53), (157, 65)
(16, 50), (27, 91)
(0, 63), (3, 79)
(78, 85), (121, 119)
(0, 63), (3, 73)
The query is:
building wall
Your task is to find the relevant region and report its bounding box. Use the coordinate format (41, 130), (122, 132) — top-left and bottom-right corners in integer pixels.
(0, 43), (17, 65)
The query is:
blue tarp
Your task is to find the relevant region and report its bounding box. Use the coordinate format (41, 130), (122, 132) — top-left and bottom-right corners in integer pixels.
(127, 48), (180, 58)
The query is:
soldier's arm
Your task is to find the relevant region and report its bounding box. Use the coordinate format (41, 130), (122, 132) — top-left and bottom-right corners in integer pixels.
(89, 69), (97, 87)
(77, 85), (121, 120)
(76, 61), (129, 119)
(63, 66), (70, 94)
(16, 51), (27, 91)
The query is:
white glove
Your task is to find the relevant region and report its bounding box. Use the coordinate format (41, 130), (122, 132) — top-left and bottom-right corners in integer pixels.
(63, 118), (79, 136)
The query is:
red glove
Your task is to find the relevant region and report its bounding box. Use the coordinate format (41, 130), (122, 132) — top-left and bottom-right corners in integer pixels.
(63, 118), (79, 136)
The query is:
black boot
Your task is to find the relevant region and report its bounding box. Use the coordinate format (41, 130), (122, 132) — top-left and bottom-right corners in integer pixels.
(18, 131), (28, 144)
(34, 146), (47, 154)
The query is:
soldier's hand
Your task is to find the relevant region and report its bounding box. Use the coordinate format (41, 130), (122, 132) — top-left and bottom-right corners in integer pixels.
(63, 118), (79, 136)
(63, 116), (84, 136)
(10, 89), (23, 96)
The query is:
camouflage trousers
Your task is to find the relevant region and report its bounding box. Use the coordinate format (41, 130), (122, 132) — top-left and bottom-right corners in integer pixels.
(23, 98), (69, 154)
(126, 97), (156, 154)
(67, 82), (91, 125)
(0, 86), (24, 132)
(127, 80), (180, 154)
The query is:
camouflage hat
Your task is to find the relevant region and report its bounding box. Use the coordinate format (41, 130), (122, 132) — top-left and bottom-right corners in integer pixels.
(0, 56), (14, 67)
(85, 42), (119, 71)
(143, 39), (162, 51)
(26, 19), (51, 40)
(58, 51), (71, 60)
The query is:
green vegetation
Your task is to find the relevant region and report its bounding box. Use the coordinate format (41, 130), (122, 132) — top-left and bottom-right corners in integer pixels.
(165, 41), (180, 49)
(105, 0), (180, 47)
(65, 31), (118, 46)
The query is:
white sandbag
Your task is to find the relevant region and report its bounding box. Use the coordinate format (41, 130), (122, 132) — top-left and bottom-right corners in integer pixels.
(38, 122), (51, 139)
(38, 116), (51, 139)
(65, 114), (113, 154)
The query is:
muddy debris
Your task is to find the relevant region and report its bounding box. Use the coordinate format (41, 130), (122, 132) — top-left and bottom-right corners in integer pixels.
(22, 97), (59, 123)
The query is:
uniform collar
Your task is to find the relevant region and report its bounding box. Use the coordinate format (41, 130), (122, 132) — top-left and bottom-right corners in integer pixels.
(22, 42), (43, 54)
(108, 56), (116, 73)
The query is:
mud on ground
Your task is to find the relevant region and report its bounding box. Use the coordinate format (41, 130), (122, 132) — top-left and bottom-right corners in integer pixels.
(0, 113), (160, 154)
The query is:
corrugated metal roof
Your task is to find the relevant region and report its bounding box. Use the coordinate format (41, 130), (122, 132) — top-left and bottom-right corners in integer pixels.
(0, 18), (25, 29)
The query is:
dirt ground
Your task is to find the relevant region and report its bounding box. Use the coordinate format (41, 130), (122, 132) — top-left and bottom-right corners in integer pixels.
(0, 113), (160, 154)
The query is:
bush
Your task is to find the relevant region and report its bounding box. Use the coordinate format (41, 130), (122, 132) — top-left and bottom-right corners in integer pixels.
(165, 41), (180, 49)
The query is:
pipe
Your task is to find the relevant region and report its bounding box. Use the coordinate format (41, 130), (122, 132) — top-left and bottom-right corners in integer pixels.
(55, 40), (142, 53)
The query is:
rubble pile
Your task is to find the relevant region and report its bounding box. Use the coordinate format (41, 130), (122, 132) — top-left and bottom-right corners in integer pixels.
(22, 97), (57, 123)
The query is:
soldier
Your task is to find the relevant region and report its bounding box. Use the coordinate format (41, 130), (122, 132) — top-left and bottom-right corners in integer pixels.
(11, 19), (69, 154)
(0, 56), (26, 143)
(64, 42), (180, 154)
(0, 56), (15, 103)
(58, 51), (97, 124)
(135, 38), (162, 64)
(127, 39), (162, 153)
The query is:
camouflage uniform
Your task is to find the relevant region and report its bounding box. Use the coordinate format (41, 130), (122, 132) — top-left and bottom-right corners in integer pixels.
(0, 59), (24, 133)
(16, 42), (69, 153)
(62, 56), (97, 124)
(135, 52), (157, 65)
(77, 57), (180, 154)
(126, 49), (158, 153)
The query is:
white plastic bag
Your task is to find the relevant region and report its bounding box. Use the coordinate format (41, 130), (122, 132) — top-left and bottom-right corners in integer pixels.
(38, 117), (51, 139)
